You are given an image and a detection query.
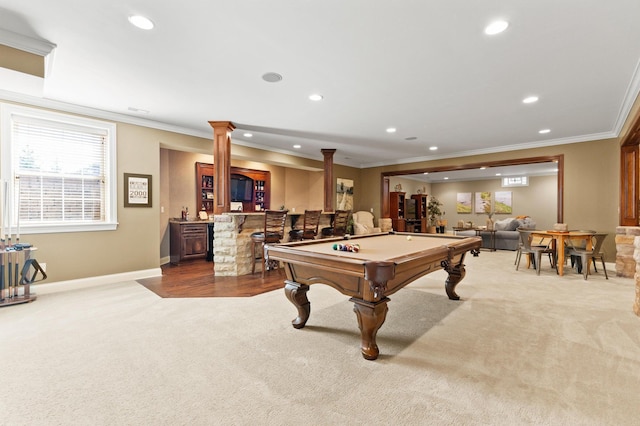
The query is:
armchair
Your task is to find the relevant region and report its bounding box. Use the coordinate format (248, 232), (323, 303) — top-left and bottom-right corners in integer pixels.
(352, 211), (382, 235)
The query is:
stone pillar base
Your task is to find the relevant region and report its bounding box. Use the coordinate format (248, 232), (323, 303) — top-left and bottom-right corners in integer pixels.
(615, 227), (640, 317)
(633, 236), (640, 316)
(634, 235), (640, 317)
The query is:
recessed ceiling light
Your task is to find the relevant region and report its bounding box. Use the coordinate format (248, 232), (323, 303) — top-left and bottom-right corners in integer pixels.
(386, 127), (396, 133)
(293, 144), (301, 149)
(128, 15), (154, 30)
(523, 96), (539, 104)
(484, 20), (509, 35)
(423, 172), (429, 175)
(309, 94), (323, 101)
(480, 167), (486, 170)
(243, 133), (253, 138)
(539, 129), (551, 134)
(429, 146), (438, 151)
(444, 177), (449, 180)
(262, 72), (283, 83)
(496, 173), (502, 176)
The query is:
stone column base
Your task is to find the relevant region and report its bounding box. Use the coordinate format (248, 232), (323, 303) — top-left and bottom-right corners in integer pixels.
(634, 235), (640, 317)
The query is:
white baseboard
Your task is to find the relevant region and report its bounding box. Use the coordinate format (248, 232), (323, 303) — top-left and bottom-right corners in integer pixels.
(33, 268), (162, 294)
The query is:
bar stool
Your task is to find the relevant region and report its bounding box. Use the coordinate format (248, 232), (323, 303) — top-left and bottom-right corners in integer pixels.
(251, 210), (288, 277)
(289, 210), (322, 241)
(320, 210), (351, 237)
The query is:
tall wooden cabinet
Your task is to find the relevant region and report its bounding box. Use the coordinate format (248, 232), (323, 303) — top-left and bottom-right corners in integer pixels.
(411, 194), (428, 232)
(389, 192), (406, 231)
(196, 162), (215, 216)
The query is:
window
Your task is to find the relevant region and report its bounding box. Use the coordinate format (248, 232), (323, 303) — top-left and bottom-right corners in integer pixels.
(501, 176), (528, 187)
(1, 104), (117, 234)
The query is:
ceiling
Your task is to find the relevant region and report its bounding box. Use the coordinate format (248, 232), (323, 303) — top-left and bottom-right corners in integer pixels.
(402, 161), (558, 183)
(1, 1), (640, 169)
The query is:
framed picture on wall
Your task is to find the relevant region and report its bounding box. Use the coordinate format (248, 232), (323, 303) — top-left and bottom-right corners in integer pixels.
(494, 191), (512, 214)
(124, 173), (152, 207)
(474, 191), (492, 214)
(456, 192), (472, 213)
(337, 178), (354, 210)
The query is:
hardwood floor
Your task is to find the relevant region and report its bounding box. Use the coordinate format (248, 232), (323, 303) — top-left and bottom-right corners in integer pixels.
(136, 260), (285, 298)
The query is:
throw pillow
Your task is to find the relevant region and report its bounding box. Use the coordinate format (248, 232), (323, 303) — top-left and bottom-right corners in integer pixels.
(518, 217), (537, 229)
(494, 218), (513, 231)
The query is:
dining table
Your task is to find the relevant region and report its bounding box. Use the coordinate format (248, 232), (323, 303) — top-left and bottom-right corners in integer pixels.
(530, 230), (594, 276)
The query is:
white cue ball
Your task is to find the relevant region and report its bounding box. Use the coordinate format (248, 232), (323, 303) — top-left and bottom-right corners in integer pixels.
(406, 235), (412, 241)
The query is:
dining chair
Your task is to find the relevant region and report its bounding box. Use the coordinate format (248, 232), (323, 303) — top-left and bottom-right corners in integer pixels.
(288, 210), (322, 241)
(515, 229), (556, 275)
(565, 230), (596, 269)
(250, 210), (288, 277)
(514, 228), (553, 267)
(566, 232), (608, 280)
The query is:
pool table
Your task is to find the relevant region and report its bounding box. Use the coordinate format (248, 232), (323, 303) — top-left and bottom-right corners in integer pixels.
(266, 232), (481, 360)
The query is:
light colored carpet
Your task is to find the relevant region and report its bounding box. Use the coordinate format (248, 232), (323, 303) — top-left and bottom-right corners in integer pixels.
(1, 250), (638, 425)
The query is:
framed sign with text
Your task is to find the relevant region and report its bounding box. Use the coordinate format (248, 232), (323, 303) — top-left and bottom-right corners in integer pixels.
(124, 173), (152, 207)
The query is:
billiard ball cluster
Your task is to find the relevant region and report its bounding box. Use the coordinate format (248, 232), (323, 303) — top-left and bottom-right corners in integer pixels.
(332, 243), (360, 253)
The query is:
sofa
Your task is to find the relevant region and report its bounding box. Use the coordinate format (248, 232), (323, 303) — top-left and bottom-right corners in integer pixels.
(456, 216), (536, 251)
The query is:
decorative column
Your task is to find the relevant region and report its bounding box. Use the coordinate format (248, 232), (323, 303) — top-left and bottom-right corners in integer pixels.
(615, 226), (640, 278)
(209, 121), (236, 214)
(322, 149), (336, 212)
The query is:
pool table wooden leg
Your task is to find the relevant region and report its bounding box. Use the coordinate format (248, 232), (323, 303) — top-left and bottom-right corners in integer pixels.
(441, 252), (467, 301)
(284, 281), (310, 329)
(351, 297), (389, 360)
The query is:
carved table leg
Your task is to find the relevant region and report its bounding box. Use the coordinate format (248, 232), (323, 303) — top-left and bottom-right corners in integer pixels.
(284, 281), (310, 329)
(351, 297), (389, 360)
(441, 250), (468, 301)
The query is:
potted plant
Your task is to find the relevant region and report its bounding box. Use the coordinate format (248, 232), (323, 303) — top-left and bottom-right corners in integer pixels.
(427, 196), (444, 233)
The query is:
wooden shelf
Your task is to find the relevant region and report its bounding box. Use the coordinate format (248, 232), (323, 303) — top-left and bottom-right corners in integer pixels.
(196, 162), (214, 216)
(197, 162), (270, 213)
(389, 192), (406, 231)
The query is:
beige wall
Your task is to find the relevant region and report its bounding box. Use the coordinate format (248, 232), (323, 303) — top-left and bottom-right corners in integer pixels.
(360, 138), (620, 259)
(387, 177), (431, 197)
(429, 175), (557, 230)
(13, 122), (164, 282)
(1, 98), (629, 281)
(0, 45), (44, 77)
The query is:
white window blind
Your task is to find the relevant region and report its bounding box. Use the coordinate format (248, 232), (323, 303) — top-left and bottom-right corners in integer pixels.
(1, 104), (117, 233)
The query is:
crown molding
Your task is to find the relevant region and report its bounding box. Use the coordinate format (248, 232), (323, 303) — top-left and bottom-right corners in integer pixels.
(359, 132), (616, 169)
(0, 28), (56, 56)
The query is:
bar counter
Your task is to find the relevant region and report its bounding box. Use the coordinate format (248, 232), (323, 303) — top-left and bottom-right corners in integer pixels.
(212, 211), (334, 276)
